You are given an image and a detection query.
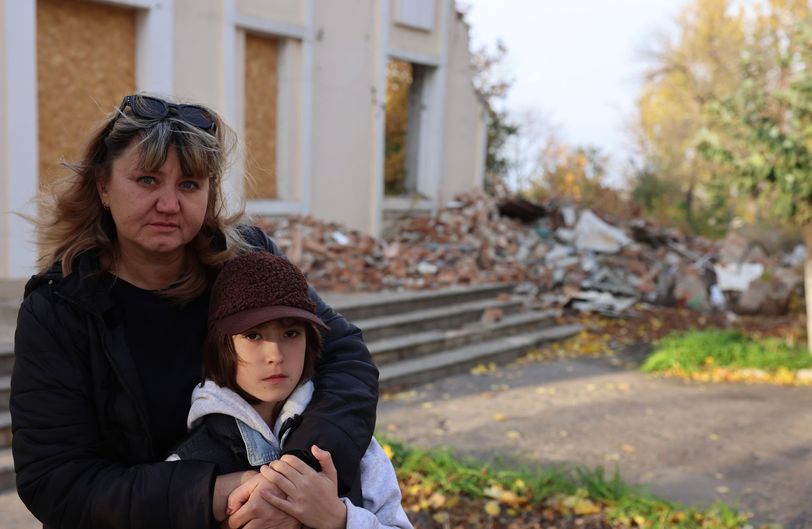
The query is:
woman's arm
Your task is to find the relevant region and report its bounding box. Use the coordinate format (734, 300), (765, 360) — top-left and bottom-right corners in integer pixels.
(245, 226), (380, 496)
(11, 294), (217, 528)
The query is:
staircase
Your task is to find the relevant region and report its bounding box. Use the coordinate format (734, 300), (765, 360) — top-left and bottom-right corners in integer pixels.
(0, 280), (581, 491)
(0, 279), (24, 492)
(324, 284), (582, 390)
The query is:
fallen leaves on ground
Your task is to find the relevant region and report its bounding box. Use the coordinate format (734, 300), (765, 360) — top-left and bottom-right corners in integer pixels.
(651, 365), (812, 386)
(510, 307), (808, 388)
(384, 441), (752, 529)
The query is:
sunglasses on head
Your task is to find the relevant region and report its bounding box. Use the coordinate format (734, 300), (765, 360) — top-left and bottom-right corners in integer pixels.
(118, 95), (216, 131)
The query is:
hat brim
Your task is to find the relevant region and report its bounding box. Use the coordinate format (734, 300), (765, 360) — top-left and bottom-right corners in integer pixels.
(213, 306), (329, 334)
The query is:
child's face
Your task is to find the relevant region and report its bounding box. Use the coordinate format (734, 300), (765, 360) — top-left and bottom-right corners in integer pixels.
(232, 319), (307, 418)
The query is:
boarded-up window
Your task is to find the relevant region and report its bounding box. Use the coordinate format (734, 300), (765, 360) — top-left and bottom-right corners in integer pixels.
(37, 0), (136, 188)
(244, 34), (279, 200)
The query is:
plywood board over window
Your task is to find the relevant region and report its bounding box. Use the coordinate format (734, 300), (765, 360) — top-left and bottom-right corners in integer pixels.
(37, 0), (136, 188)
(244, 33), (279, 200)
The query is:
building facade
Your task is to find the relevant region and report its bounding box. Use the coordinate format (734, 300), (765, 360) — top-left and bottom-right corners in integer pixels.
(0, 0), (487, 279)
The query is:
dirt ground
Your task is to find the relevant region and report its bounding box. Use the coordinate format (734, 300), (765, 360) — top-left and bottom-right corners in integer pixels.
(378, 348), (812, 529)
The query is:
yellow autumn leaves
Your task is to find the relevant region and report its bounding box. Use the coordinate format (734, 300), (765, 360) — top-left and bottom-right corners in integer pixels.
(656, 364), (811, 386)
(399, 478), (532, 517)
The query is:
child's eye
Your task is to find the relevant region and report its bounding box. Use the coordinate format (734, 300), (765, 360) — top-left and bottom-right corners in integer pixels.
(137, 175), (157, 185)
(243, 331), (262, 341)
(283, 329), (301, 338)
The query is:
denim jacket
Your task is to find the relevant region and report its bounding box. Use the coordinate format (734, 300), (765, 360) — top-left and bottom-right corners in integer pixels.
(167, 380), (313, 467)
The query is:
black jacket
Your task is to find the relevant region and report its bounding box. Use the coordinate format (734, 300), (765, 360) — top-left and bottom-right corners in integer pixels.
(171, 413), (262, 475)
(10, 227), (378, 528)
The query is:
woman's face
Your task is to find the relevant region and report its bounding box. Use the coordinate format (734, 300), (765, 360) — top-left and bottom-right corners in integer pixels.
(99, 140), (209, 262)
(232, 319), (307, 424)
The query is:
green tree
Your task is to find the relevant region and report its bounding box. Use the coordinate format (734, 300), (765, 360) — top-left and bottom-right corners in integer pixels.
(633, 0), (745, 233)
(697, 4), (812, 350)
(523, 135), (628, 217)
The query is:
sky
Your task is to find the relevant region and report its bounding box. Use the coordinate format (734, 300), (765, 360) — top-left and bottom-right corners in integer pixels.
(462, 0), (692, 188)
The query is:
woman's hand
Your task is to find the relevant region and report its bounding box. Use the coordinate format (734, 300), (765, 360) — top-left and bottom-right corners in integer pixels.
(259, 445), (348, 529)
(213, 471), (258, 522)
(224, 472), (302, 529)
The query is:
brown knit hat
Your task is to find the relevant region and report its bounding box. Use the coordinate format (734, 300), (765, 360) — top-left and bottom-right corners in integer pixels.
(209, 252), (328, 334)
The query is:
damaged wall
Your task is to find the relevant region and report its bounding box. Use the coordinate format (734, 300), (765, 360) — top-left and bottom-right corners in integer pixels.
(440, 12), (488, 203)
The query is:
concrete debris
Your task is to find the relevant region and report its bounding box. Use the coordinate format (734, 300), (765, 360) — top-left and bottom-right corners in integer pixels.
(784, 245), (807, 268)
(581, 267), (638, 298)
(257, 191), (805, 316)
(561, 206), (577, 227)
(735, 273), (796, 316)
(709, 285), (726, 310)
(554, 228), (576, 244)
(673, 268), (710, 311)
(480, 307), (505, 325)
(714, 263), (765, 292)
(563, 291), (637, 317)
(573, 210), (632, 253)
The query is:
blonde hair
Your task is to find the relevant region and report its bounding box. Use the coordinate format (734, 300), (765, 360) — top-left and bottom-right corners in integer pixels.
(35, 94), (251, 302)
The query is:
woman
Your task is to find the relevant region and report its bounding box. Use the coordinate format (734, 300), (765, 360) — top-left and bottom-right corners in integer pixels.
(10, 94), (378, 528)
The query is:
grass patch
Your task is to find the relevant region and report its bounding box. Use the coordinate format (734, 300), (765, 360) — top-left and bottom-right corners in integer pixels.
(642, 330), (811, 373)
(381, 438), (748, 529)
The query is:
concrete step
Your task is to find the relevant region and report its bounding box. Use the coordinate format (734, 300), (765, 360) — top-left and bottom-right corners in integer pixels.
(369, 309), (559, 366)
(356, 297), (524, 343)
(0, 376), (8, 411)
(379, 323), (583, 390)
(0, 302), (19, 343)
(327, 283), (515, 322)
(0, 412), (10, 450)
(0, 344), (12, 378)
(0, 448), (13, 492)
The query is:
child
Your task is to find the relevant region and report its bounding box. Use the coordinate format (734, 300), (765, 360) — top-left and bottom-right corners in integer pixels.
(167, 252), (413, 529)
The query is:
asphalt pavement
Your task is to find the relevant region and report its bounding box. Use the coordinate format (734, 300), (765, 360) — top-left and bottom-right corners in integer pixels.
(377, 350), (812, 528)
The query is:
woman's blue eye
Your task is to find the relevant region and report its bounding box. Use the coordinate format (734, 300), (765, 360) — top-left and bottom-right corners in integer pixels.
(179, 180), (200, 191)
(138, 176), (157, 185)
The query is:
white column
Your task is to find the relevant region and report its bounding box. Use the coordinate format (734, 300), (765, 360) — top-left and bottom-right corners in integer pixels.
(4, 0), (38, 278)
(428, 0), (452, 209)
(222, 0), (243, 216)
(300, 0), (314, 214)
(134, 0), (173, 94)
(370, 0), (391, 237)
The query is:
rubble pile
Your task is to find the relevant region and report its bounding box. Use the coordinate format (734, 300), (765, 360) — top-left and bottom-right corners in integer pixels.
(256, 191), (807, 317)
(255, 216), (390, 292)
(380, 192), (547, 288)
(256, 191), (547, 292)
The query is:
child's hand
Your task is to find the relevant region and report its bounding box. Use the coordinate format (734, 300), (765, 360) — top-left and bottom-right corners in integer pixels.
(225, 472), (301, 529)
(259, 445), (348, 529)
